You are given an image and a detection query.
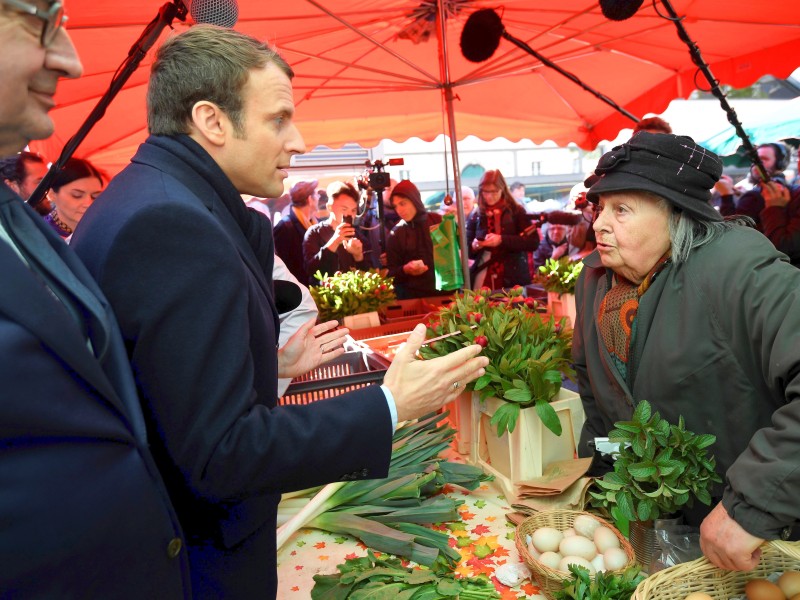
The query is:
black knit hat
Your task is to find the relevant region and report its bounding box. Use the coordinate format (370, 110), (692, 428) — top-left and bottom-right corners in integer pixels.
(586, 132), (723, 222)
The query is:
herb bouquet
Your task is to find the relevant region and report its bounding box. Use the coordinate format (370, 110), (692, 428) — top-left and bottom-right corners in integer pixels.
(310, 268), (396, 322)
(589, 400), (721, 523)
(418, 287), (575, 436)
(538, 257), (584, 296)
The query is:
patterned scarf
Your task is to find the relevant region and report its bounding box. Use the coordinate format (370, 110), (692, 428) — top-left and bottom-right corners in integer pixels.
(598, 252), (670, 380)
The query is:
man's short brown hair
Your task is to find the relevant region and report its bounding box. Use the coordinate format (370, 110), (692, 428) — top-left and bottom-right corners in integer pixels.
(147, 25), (293, 137)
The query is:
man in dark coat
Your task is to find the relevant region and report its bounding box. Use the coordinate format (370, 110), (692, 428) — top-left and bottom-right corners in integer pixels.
(274, 179), (318, 282)
(0, 4), (191, 597)
(71, 26), (488, 599)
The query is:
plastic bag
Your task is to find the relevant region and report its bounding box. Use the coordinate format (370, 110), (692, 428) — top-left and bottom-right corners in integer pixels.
(651, 521), (703, 572)
(431, 214), (463, 290)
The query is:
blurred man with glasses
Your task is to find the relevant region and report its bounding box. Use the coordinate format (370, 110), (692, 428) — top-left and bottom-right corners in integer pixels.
(0, 1), (191, 596)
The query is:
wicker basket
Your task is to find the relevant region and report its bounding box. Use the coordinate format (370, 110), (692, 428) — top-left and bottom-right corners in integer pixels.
(515, 509), (637, 599)
(633, 540), (800, 600)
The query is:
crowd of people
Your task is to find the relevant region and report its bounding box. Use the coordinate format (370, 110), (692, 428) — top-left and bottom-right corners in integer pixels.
(1, 3), (799, 597)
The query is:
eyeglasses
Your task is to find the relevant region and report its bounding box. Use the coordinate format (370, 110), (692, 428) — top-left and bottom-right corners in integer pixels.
(3, 0), (67, 47)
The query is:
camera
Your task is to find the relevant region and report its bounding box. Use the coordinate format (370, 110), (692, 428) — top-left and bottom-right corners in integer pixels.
(368, 171), (391, 189)
(342, 215), (354, 225)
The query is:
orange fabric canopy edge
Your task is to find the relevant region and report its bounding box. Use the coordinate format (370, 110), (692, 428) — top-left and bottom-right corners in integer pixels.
(31, 0), (800, 176)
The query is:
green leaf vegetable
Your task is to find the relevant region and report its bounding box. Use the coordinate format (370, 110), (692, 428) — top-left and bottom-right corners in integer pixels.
(311, 550), (501, 599)
(310, 268), (396, 321)
(418, 287), (574, 436)
(589, 400), (722, 522)
(538, 257), (584, 296)
(553, 564), (644, 600)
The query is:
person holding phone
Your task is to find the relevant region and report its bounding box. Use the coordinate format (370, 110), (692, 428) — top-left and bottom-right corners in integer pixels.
(303, 181), (370, 284)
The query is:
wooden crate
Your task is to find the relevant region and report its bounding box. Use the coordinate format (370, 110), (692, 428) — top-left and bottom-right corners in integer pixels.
(380, 295), (454, 323)
(470, 388), (585, 501)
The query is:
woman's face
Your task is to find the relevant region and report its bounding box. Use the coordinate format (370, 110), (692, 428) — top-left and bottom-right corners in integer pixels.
(592, 192), (671, 284)
(51, 176), (103, 230)
(480, 184), (502, 207)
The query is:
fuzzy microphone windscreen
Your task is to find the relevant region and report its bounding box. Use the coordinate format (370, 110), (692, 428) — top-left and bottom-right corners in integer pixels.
(598, 0), (645, 21)
(460, 9), (505, 63)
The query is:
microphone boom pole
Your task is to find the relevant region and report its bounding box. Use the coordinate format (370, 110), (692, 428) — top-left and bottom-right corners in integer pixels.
(656, 0), (769, 182)
(28, 1), (188, 208)
(500, 32), (640, 124)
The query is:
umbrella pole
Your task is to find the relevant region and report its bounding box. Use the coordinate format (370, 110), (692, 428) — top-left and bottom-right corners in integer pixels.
(657, 0), (769, 181)
(436, 0), (471, 291)
(28, 1), (188, 208)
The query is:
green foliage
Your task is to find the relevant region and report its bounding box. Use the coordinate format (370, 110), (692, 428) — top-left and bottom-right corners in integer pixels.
(589, 400), (722, 522)
(310, 268), (396, 321)
(417, 287), (574, 436)
(553, 564), (645, 600)
(538, 257), (584, 295)
(311, 550), (500, 599)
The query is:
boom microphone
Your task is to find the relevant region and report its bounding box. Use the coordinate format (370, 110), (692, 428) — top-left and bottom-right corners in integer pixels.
(459, 8), (640, 123)
(598, 0), (645, 21)
(460, 9), (504, 63)
(185, 0), (239, 28)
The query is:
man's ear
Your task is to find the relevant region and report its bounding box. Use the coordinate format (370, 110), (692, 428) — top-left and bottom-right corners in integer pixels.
(189, 101), (230, 147)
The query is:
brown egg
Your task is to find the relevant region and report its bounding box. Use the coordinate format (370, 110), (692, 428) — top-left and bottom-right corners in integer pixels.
(683, 593), (714, 600)
(745, 578), (786, 600)
(779, 571), (800, 598)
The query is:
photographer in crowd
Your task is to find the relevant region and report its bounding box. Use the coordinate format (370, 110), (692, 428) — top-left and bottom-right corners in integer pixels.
(303, 181), (370, 283)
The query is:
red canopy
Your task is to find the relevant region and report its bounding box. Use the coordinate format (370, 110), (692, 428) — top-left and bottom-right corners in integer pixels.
(32, 0), (800, 176)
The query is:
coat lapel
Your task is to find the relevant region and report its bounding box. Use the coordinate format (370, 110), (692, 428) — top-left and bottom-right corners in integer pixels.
(0, 244), (129, 415)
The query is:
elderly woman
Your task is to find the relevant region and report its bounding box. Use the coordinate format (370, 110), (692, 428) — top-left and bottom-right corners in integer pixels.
(574, 132), (800, 572)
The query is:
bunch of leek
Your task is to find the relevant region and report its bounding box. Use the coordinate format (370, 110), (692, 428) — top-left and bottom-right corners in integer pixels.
(277, 412), (491, 570)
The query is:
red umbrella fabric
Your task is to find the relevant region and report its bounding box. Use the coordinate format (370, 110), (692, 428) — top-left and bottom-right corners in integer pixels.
(31, 0), (800, 176)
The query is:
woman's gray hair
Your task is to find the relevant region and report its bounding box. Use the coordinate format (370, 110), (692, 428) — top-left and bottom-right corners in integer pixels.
(655, 195), (754, 263)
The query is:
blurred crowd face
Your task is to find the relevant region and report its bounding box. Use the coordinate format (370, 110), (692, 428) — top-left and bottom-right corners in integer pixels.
(16, 157), (48, 199)
(461, 187), (476, 214)
(480, 184), (502, 207)
(392, 194), (417, 223)
(757, 145), (777, 172)
(330, 194), (358, 222)
(50, 175), (103, 231)
(547, 223), (567, 244)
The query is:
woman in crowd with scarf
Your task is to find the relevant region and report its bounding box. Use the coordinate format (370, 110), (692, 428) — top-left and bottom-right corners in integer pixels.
(466, 169), (538, 289)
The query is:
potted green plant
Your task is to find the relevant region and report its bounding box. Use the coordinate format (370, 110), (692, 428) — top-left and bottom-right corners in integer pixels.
(418, 287), (582, 500)
(419, 287), (574, 437)
(309, 268), (396, 323)
(588, 400), (722, 567)
(538, 257), (583, 325)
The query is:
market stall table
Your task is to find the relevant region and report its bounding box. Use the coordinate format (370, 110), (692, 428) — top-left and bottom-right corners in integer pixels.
(276, 460), (546, 599)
